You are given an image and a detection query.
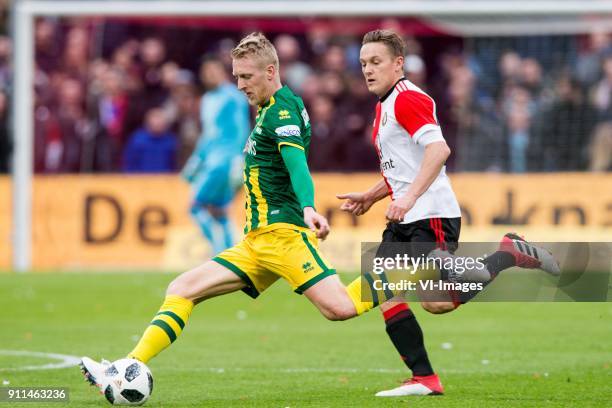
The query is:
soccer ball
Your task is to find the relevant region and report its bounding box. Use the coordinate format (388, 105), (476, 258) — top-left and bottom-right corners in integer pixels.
(102, 358), (153, 406)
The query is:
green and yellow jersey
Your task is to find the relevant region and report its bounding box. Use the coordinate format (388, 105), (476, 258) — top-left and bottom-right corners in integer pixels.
(242, 85), (312, 233)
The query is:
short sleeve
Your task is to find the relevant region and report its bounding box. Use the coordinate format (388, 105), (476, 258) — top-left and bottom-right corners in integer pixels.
(394, 91), (445, 146)
(268, 105), (305, 151)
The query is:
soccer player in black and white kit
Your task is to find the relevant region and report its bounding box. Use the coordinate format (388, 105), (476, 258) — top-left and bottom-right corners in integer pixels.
(338, 29), (560, 397)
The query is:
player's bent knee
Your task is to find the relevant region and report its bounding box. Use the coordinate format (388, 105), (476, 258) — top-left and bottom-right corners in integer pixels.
(421, 301), (456, 314)
(321, 303), (357, 321)
(304, 274), (358, 321)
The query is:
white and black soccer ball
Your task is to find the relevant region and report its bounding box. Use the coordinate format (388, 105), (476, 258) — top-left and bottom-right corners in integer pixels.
(102, 358), (153, 406)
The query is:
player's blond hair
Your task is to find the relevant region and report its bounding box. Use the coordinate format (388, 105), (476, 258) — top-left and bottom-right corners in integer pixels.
(362, 29), (406, 58)
(231, 32), (279, 70)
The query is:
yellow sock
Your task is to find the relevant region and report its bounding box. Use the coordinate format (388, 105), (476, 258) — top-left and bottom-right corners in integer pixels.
(128, 295), (194, 363)
(346, 277), (374, 315)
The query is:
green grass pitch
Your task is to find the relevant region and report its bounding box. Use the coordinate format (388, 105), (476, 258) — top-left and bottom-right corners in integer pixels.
(1, 272), (610, 407)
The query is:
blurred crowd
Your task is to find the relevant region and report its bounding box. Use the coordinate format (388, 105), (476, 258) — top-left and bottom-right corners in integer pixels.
(0, 18), (611, 173)
(449, 31), (612, 172)
(30, 22), (199, 173)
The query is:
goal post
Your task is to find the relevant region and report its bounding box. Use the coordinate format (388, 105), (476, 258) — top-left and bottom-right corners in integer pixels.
(12, 2), (33, 272)
(11, 0), (612, 271)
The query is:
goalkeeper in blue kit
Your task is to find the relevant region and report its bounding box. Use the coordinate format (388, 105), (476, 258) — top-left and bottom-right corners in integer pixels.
(182, 54), (250, 255)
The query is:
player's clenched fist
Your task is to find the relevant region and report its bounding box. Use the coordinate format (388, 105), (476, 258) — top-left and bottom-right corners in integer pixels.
(385, 194), (416, 222)
(303, 207), (330, 240)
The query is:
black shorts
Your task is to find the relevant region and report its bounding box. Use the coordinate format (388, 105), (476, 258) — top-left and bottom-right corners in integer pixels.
(374, 217), (467, 305)
(375, 217), (461, 259)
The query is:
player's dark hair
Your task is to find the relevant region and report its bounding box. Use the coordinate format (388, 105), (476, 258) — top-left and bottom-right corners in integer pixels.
(362, 29), (406, 58)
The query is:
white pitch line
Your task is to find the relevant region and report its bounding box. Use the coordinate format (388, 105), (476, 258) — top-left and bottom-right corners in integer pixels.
(174, 366), (536, 375)
(0, 350), (81, 371)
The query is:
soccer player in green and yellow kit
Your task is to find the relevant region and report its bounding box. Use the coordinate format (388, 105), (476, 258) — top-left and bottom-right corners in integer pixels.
(80, 32), (384, 396)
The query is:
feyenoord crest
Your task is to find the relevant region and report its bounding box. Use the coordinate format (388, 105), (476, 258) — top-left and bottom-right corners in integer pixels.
(382, 112), (388, 126)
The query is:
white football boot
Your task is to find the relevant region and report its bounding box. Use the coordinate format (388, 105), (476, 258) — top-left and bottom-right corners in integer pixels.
(375, 374), (444, 397)
(80, 356), (112, 392)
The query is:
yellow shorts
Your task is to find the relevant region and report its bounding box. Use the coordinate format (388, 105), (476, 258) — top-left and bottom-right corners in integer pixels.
(212, 223), (336, 298)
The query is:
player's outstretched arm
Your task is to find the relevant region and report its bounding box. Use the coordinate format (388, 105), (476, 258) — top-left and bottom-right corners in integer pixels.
(337, 179), (389, 216)
(386, 141), (450, 222)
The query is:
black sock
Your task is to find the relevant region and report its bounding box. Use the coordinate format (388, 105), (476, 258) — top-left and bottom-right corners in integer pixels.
(483, 251), (516, 277)
(385, 306), (434, 377)
(457, 251), (516, 304)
